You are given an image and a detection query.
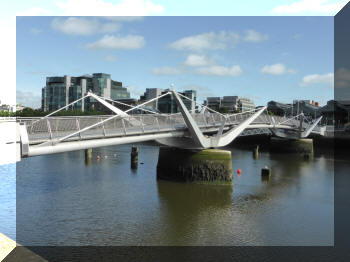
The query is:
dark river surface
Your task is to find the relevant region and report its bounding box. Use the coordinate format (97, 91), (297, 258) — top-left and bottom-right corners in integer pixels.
(16, 142), (337, 246)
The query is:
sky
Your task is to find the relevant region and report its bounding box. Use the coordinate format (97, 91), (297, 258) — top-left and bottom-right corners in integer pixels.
(1, 0), (348, 108)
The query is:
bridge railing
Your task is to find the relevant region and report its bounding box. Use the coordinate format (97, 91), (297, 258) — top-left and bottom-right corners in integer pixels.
(18, 109), (318, 145)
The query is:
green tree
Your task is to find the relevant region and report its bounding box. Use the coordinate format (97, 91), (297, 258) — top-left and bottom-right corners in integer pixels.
(218, 107), (229, 114)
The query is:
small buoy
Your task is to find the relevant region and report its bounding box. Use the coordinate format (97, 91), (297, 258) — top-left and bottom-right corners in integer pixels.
(105, 155), (108, 159)
(237, 169), (242, 175)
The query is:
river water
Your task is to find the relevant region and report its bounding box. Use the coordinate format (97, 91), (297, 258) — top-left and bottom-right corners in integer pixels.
(15, 143), (337, 246)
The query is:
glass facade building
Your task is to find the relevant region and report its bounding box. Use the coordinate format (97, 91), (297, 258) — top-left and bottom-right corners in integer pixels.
(42, 73), (130, 112)
(205, 96), (255, 113)
(157, 89), (197, 113)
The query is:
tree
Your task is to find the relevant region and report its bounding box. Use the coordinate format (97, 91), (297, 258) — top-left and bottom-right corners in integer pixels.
(218, 107), (229, 113)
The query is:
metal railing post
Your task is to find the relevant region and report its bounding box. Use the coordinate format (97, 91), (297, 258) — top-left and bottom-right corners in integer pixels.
(154, 116), (160, 131)
(76, 118), (82, 139)
(46, 119), (53, 140)
(167, 115), (171, 130)
(155, 116), (161, 131)
(140, 116), (145, 133)
(211, 114), (215, 126)
(122, 118), (127, 135)
(100, 117), (106, 136)
(202, 114), (208, 127)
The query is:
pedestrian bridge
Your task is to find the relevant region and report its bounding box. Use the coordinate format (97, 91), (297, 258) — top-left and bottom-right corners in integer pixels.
(16, 89), (324, 158)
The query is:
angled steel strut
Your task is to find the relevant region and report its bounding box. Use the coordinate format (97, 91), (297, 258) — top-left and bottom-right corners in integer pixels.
(171, 89), (267, 148)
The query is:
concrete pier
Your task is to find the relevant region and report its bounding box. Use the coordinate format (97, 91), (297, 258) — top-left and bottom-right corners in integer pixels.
(270, 137), (314, 154)
(157, 147), (232, 184)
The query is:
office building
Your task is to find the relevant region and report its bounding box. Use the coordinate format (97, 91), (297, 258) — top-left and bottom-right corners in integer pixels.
(319, 100), (350, 126)
(140, 88), (163, 109)
(238, 97), (256, 112)
(42, 73), (130, 112)
(205, 97), (221, 111)
(205, 96), (255, 113)
(268, 100), (321, 119)
(157, 89), (197, 113)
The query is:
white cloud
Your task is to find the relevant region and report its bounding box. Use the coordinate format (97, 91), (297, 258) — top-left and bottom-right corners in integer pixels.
(104, 16), (144, 22)
(25, 71), (55, 76)
(55, 0), (164, 16)
(152, 67), (181, 75)
(51, 17), (120, 36)
(104, 55), (117, 62)
(261, 63), (295, 75)
(184, 54), (212, 67)
(300, 73), (334, 86)
(101, 22), (122, 33)
(335, 68), (350, 88)
(195, 65), (242, 77)
(293, 33), (303, 39)
(17, 7), (51, 16)
(243, 29), (268, 42)
(16, 90), (41, 109)
(183, 85), (214, 98)
(29, 28), (42, 35)
(272, 0), (346, 14)
(169, 31), (239, 52)
(127, 85), (144, 97)
(86, 35), (145, 49)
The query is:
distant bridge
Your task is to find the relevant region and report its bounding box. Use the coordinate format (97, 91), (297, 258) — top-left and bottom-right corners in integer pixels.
(16, 89), (324, 159)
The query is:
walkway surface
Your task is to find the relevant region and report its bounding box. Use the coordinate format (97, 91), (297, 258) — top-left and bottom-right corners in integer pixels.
(0, 233), (47, 262)
(0, 233), (15, 261)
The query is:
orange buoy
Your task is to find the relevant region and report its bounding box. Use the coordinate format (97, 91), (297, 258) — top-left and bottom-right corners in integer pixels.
(237, 169), (242, 175)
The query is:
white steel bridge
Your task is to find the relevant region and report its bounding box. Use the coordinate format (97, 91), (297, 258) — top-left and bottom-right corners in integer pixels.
(16, 89), (324, 159)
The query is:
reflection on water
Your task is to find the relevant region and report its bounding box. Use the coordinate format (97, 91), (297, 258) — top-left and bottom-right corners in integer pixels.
(156, 182), (233, 245)
(16, 143), (337, 246)
(0, 163), (16, 240)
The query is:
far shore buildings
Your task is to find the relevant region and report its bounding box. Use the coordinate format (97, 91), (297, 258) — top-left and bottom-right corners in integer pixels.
(267, 100), (320, 118)
(140, 88), (197, 113)
(41, 75), (197, 114)
(0, 101), (22, 112)
(318, 100), (350, 126)
(204, 96), (255, 113)
(267, 99), (350, 126)
(42, 73), (130, 112)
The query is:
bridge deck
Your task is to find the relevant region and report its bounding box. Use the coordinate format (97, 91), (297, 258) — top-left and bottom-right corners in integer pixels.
(18, 113), (305, 145)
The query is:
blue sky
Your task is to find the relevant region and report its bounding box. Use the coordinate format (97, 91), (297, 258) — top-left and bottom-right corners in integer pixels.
(1, 0), (346, 107)
(16, 15), (334, 108)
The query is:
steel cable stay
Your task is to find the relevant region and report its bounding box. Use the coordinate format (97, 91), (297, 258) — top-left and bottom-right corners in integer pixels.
(35, 91), (172, 146)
